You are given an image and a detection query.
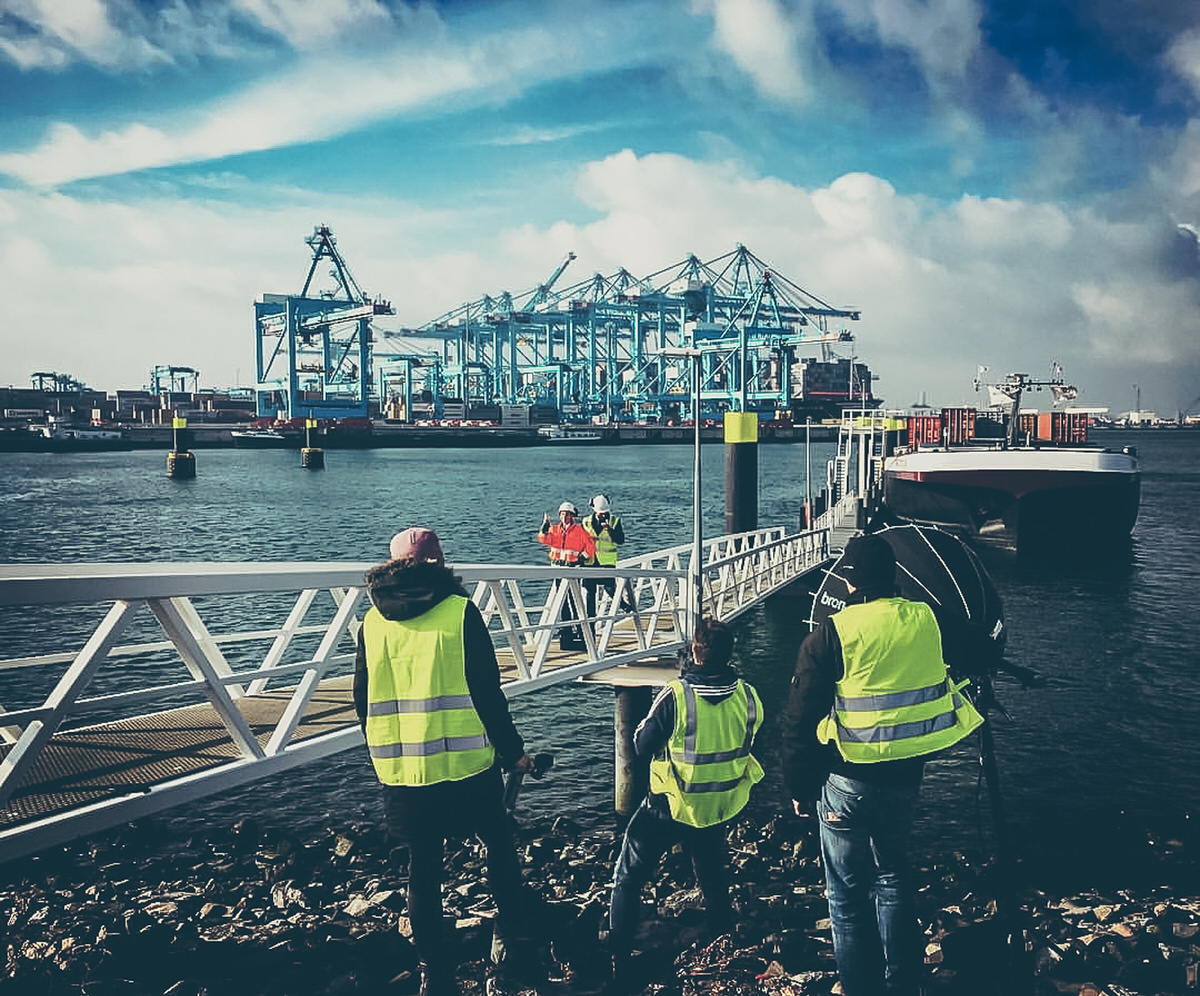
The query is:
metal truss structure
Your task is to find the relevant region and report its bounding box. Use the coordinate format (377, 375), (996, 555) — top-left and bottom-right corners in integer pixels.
(253, 225), (396, 419)
(0, 524), (827, 860)
(378, 244), (861, 422)
(149, 365), (199, 395)
(31, 371), (88, 392)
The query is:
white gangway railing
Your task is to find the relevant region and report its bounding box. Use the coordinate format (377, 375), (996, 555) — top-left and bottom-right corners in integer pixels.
(0, 525), (827, 861)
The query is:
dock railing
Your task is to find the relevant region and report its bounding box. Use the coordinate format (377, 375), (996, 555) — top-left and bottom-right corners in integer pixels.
(0, 524), (828, 859)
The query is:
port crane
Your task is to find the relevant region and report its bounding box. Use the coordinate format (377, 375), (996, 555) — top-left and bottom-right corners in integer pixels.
(253, 234), (866, 423)
(253, 225), (395, 420)
(31, 372), (88, 392)
(149, 365), (199, 395)
(385, 243), (862, 422)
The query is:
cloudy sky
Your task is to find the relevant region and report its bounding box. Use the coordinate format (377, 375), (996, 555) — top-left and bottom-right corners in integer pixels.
(1, 0), (1198, 415)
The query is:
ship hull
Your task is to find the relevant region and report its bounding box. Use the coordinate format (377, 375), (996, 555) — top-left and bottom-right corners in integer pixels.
(882, 446), (1140, 549)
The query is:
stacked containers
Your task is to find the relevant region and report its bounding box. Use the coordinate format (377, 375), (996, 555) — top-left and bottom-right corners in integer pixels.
(908, 415), (942, 447)
(942, 407), (977, 445)
(1037, 411), (1089, 444)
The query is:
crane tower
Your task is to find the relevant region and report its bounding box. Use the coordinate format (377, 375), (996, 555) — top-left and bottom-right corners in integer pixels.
(253, 225), (395, 419)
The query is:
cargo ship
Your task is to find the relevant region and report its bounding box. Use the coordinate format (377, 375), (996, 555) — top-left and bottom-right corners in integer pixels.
(879, 372), (1140, 550)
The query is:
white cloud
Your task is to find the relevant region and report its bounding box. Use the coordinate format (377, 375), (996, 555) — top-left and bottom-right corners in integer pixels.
(0, 4), (663, 186)
(0, 0), (421, 71)
(830, 0), (983, 85)
(0, 0), (169, 69)
(232, 0), (402, 52)
(1166, 27), (1200, 100)
(1, 150), (1197, 413)
(694, 0), (814, 103)
(559, 151), (1200, 410)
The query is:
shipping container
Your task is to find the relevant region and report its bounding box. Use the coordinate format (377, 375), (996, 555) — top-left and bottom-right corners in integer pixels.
(1018, 412), (1038, 441)
(908, 415), (942, 447)
(1036, 410), (1089, 444)
(942, 407), (976, 446)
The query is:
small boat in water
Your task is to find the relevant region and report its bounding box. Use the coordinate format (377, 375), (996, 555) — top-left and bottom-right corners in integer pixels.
(230, 429), (297, 448)
(878, 371), (1140, 550)
(31, 419), (132, 452)
(537, 425), (605, 444)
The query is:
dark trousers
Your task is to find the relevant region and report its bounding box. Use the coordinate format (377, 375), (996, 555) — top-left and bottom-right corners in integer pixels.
(386, 769), (528, 977)
(558, 565), (586, 649)
(608, 794), (733, 951)
(583, 573), (633, 624)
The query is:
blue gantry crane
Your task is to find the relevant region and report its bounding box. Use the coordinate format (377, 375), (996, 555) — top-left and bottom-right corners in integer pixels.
(380, 244), (864, 423)
(253, 225), (396, 420)
(257, 231), (868, 424)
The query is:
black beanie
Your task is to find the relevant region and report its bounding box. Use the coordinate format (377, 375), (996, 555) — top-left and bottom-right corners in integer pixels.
(840, 534), (897, 591)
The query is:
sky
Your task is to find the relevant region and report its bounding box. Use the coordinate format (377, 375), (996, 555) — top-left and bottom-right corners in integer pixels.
(1, 0), (1198, 416)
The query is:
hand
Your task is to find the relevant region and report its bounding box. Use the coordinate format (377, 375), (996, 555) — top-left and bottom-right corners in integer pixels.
(514, 753), (536, 773)
(792, 799), (813, 819)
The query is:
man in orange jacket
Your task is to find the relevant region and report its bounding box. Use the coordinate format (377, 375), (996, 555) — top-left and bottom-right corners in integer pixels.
(538, 501), (596, 650)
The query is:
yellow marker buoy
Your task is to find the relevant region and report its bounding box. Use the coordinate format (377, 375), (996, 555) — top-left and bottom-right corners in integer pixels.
(167, 417), (196, 479)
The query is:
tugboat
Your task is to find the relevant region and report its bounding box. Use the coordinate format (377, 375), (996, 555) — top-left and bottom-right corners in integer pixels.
(879, 369), (1140, 550)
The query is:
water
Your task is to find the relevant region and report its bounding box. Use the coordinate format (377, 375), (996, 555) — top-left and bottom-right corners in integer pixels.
(1, 433), (1197, 894)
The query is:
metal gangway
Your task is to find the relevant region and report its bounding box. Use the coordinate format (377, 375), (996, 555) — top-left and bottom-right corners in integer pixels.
(0, 524), (830, 862)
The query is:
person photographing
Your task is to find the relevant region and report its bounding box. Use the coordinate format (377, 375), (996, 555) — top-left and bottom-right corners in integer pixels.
(582, 493), (631, 618)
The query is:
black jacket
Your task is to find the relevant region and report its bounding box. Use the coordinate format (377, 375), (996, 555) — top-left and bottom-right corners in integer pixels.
(781, 591), (925, 804)
(353, 560), (525, 769)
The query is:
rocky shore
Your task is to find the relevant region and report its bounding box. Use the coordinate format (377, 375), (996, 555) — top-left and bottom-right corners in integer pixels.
(3, 812), (1198, 996)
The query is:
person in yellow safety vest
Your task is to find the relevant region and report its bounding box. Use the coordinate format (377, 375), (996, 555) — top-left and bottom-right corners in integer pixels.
(538, 502), (596, 651)
(782, 534), (983, 996)
(607, 618), (764, 991)
(353, 528), (544, 996)
(581, 493), (633, 622)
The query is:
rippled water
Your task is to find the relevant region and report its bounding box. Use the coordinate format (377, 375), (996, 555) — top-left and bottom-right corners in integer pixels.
(2, 432), (1197, 893)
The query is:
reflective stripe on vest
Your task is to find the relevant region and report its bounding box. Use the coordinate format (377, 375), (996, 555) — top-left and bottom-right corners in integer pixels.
(584, 515), (620, 566)
(818, 598), (983, 762)
(649, 678), (764, 828)
(362, 595), (495, 786)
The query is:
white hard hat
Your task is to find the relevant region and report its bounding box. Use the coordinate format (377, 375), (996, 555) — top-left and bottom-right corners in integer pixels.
(590, 494), (610, 513)
(558, 501), (578, 515)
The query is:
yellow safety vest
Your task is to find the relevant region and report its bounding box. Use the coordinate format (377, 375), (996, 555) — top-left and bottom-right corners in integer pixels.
(362, 594), (495, 786)
(649, 678), (764, 828)
(584, 515), (621, 566)
(818, 598), (983, 763)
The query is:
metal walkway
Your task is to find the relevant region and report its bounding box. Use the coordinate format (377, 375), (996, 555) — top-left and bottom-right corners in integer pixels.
(0, 524), (831, 862)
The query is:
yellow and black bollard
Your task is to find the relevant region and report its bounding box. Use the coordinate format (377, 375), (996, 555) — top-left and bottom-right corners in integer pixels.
(166, 417), (196, 479)
(724, 410), (758, 534)
(300, 418), (324, 470)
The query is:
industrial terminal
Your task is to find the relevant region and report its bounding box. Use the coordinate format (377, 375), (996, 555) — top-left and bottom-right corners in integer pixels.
(0, 225), (876, 450)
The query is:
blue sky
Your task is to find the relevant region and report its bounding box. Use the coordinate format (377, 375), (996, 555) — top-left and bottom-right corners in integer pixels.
(1, 0), (1198, 415)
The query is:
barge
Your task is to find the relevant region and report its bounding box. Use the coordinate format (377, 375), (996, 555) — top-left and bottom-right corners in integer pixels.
(879, 373), (1140, 550)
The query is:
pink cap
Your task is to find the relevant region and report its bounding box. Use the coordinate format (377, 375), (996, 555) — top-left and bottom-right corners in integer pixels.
(389, 528), (445, 565)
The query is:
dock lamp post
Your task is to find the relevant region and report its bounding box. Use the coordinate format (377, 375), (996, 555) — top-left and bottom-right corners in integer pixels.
(664, 347), (704, 641)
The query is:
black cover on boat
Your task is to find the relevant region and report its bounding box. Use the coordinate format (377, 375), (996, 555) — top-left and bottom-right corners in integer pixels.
(809, 523), (1006, 678)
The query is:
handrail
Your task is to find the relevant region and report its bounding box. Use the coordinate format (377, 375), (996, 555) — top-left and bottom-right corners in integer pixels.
(0, 525), (828, 860)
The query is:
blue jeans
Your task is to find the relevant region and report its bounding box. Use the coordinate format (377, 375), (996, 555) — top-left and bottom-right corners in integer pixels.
(609, 795), (732, 951)
(818, 773), (922, 996)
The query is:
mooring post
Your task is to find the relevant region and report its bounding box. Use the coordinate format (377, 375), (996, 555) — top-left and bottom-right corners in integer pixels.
(301, 417), (325, 469)
(166, 416), (196, 479)
(724, 410), (758, 534)
(614, 685), (652, 815)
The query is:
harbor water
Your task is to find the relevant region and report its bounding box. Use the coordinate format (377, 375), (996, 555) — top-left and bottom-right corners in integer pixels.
(1, 431), (1197, 895)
